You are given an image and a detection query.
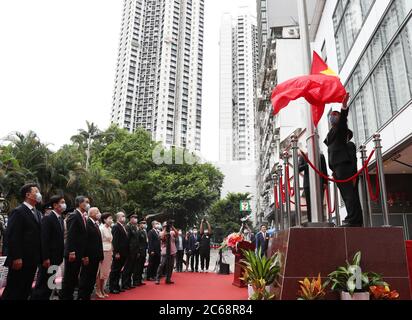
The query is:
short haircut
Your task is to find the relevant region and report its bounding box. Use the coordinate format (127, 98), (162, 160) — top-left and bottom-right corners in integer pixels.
(20, 183), (39, 200)
(151, 220), (158, 227)
(260, 225), (267, 229)
(75, 196), (88, 208)
(49, 195), (64, 208)
(101, 213), (113, 224)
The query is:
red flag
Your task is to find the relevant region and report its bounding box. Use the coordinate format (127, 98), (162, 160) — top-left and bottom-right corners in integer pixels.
(271, 51), (347, 127)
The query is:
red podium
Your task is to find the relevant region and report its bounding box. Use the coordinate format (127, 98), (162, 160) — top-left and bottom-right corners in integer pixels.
(232, 241), (256, 288)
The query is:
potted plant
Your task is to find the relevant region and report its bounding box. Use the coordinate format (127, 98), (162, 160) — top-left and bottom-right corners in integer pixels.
(328, 251), (388, 300)
(240, 249), (281, 300)
(297, 274), (328, 300)
(369, 285), (400, 300)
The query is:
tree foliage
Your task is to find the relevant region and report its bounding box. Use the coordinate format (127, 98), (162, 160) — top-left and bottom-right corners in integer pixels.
(208, 192), (252, 237)
(0, 123), (224, 230)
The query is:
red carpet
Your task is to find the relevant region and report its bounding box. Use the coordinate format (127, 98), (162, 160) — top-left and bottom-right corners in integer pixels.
(105, 272), (248, 300)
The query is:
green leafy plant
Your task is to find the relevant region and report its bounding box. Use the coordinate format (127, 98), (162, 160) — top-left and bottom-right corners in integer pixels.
(240, 249), (281, 300)
(328, 251), (387, 296)
(297, 274), (328, 300)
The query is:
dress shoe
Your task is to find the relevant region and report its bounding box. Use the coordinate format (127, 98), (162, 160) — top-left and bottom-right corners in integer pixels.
(165, 281), (175, 285)
(155, 280), (160, 285)
(119, 288), (126, 292)
(130, 285), (137, 289)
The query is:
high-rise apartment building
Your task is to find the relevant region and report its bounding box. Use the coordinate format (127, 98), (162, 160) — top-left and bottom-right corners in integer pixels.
(111, 0), (204, 152)
(219, 10), (258, 162)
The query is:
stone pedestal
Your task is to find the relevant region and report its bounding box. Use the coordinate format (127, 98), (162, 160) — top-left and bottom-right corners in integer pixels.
(267, 227), (411, 300)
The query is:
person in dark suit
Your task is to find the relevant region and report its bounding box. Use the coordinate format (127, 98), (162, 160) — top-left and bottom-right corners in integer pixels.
(78, 207), (104, 300)
(2, 183), (43, 300)
(122, 215), (139, 289)
(299, 152), (329, 223)
(324, 94), (363, 227)
(188, 227), (200, 272)
(61, 196), (90, 300)
(199, 219), (212, 273)
(31, 195), (66, 300)
(255, 225), (269, 257)
(147, 221), (161, 281)
(133, 219), (148, 286)
(109, 212), (129, 294)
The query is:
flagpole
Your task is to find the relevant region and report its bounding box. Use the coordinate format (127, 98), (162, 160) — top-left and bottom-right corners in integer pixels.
(297, 0), (323, 223)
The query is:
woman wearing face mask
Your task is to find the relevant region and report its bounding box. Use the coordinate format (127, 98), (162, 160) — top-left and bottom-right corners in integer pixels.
(199, 219), (212, 273)
(96, 213), (113, 299)
(175, 229), (185, 272)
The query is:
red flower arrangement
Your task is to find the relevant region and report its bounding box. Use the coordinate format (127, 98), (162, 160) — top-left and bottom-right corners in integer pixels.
(369, 285), (400, 300)
(220, 233), (244, 252)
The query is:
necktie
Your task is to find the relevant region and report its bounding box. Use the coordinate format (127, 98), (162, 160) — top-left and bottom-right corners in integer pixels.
(82, 214), (87, 227)
(32, 208), (39, 223)
(59, 216), (64, 231)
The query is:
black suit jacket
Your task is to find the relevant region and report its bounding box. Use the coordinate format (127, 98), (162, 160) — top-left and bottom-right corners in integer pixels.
(255, 231), (269, 255)
(41, 212), (64, 266)
(112, 223), (129, 258)
(324, 108), (356, 171)
(64, 209), (88, 259)
(147, 228), (160, 255)
(4, 204), (42, 267)
(84, 218), (104, 261)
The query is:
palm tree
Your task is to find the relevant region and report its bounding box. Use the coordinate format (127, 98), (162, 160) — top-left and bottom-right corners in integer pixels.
(71, 121), (102, 170)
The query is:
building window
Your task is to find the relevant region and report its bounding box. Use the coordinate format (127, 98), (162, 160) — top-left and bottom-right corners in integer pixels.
(347, 1), (412, 145)
(333, 0), (375, 68)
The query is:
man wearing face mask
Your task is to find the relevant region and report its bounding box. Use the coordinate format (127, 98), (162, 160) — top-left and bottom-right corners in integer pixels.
(109, 212), (129, 294)
(122, 215), (139, 289)
(324, 93), (363, 227)
(199, 219), (212, 273)
(2, 183), (43, 300)
(31, 195), (66, 300)
(147, 220), (161, 281)
(61, 196), (90, 300)
(133, 219), (148, 286)
(78, 207), (103, 300)
(188, 227), (200, 272)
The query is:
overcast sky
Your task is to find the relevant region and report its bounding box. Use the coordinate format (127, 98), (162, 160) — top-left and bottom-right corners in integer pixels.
(0, 0), (255, 161)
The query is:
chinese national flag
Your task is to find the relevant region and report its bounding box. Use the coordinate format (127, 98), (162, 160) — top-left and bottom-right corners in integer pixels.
(271, 51), (347, 127)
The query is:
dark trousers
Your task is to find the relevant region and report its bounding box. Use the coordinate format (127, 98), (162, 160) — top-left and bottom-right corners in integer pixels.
(147, 252), (160, 279)
(133, 250), (146, 284)
(2, 263), (37, 300)
(176, 250), (184, 272)
(334, 165), (363, 225)
(156, 254), (175, 282)
(31, 265), (59, 300)
(109, 255), (126, 291)
(122, 252), (138, 288)
(190, 251), (199, 271)
(200, 252), (210, 271)
(77, 258), (99, 300)
(61, 259), (82, 300)
(304, 186), (325, 223)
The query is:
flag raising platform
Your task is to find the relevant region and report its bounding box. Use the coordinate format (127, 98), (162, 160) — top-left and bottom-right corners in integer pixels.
(267, 227), (411, 300)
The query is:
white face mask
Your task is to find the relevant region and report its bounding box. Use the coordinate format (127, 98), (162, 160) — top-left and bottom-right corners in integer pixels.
(156, 224), (162, 230)
(204, 230), (209, 235)
(96, 213), (102, 221)
(178, 231), (182, 236)
(85, 204), (91, 212)
(193, 230), (198, 235)
(35, 192), (42, 204)
(60, 203), (67, 212)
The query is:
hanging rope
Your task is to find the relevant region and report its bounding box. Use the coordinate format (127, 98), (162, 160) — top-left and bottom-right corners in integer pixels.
(299, 149), (375, 184)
